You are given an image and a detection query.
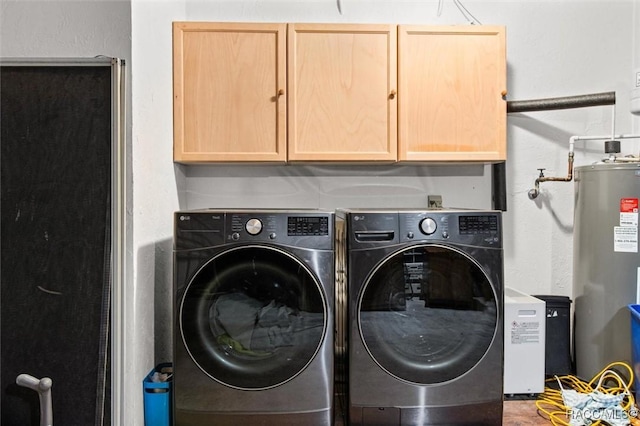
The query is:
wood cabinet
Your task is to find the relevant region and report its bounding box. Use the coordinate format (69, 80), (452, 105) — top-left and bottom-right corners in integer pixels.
(173, 22), (287, 162)
(173, 22), (506, 163)
(288, 24), (397, 161)
(398, 26), (506, 162)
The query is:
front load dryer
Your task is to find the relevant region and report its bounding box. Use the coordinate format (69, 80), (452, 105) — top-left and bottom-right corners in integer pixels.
(173, 210), (334, 426)
(338, 209), (504, 425)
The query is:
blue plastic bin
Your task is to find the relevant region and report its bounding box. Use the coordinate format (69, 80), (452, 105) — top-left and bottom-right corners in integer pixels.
(143, 363), (173, 426)
(628, 305), (640, 396)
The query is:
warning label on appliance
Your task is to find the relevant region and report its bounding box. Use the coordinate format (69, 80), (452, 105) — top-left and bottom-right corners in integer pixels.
(614, 226), (638, 252)
(620, 198), (639, 227)
(510, 321), (540, 344)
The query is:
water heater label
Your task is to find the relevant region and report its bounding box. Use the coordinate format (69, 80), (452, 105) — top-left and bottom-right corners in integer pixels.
(614, 226), (638, 252)
(620, 198), (639, 227)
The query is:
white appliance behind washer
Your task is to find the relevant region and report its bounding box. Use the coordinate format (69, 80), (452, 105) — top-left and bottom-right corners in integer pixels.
(503, 287), (545, 395)
(173, 210), (334, 426)
(338, 209), (504, 425)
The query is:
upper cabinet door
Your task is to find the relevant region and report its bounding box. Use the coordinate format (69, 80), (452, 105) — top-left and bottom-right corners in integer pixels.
(288, 24), (398, 161)
(398, 26), (506, 162)
(173, 22), (287, 163)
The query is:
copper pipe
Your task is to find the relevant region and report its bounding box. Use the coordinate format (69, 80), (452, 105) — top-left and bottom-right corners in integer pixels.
(528, 152), (574, 199)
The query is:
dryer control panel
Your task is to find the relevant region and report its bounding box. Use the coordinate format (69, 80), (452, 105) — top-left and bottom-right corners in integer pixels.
(287, 216), (330, 236)
(174, 210), (334, 250)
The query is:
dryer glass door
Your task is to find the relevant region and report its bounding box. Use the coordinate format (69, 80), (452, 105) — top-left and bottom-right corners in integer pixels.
(358, 244), (497, 384)
(180, 245), (327, 390)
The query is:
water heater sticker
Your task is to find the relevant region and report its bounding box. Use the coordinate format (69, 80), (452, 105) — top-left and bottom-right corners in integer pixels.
(614, 226), (638, 252)
(510, 321), (540, 344)
(620, 198), (639, 226)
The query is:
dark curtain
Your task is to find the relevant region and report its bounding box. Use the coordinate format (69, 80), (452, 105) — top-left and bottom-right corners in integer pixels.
(1, 64), (112, 426)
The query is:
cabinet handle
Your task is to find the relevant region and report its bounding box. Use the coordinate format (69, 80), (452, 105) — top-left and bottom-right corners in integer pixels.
(389, 90), (397, 100)
(277, 89), (285, 97)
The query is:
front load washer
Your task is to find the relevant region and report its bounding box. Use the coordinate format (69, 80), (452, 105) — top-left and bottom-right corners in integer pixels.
(338, 209), (503, 425)
(173, 210), (334, 426)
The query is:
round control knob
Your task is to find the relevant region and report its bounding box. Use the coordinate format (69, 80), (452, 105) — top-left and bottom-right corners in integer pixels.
(245, 218), (263, 235)
(419, 217), (437, 235)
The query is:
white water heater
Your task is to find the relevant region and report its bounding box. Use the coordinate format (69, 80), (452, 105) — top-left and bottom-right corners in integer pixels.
(573, 162), (640, 379)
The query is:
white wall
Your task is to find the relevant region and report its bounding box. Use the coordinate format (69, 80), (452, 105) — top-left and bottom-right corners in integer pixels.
(0, 0), (130, 58)
(3, 0), (640, 424)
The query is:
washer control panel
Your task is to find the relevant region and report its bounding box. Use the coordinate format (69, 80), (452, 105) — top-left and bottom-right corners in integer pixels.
(419, 217), (437, 235)
(347, 210), (501, 247)
(458, 215), (499, 235)
(402, 214), (450, 241)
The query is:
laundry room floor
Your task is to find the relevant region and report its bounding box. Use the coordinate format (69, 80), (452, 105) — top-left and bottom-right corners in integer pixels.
(503, 400), (553, 425)
(504, 400), (640, 425)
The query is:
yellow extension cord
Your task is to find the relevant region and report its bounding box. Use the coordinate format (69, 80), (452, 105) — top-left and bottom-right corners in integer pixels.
(534, 362), (638, 425)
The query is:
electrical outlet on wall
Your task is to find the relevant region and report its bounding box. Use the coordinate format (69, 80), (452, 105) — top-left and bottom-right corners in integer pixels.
(427, 195), (443, 209)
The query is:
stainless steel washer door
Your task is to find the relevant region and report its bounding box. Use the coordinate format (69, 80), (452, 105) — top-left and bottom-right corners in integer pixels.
(358, 244), (497, 384)
(180, 245), (327, 390)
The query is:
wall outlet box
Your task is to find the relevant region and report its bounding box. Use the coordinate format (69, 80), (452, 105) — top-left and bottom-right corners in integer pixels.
(427, 195), (442, 209)
(504, 287), (546, 395)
